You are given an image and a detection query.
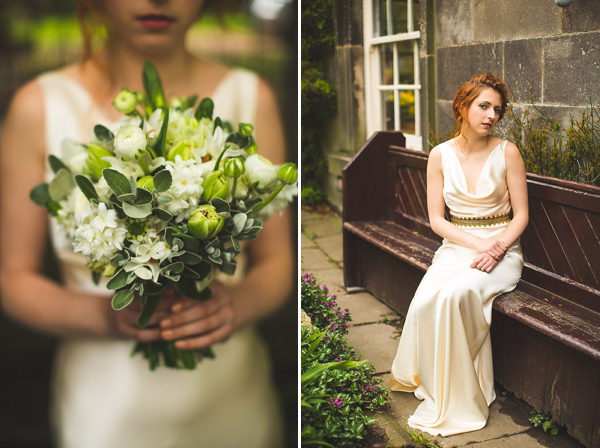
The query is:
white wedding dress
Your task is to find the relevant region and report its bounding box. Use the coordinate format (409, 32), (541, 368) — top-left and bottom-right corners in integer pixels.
(37, 69), (283, 448)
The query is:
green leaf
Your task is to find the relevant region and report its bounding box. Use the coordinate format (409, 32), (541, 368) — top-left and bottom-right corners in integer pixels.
(48, 168), (75, 202)
(49, 155), (70, 174)
(176, 277), (211, 301)
(135, 187), (153, 205)
(103, 168), (132, 196)
(94, 124), (114, 143)
(231, 213), (247, 236)
(30, 183), (61, 215)
(542, 421), (552, 432)
(143, 61), (166, 110)
(161, 262), (185, 275)
(122, 201), (153, 218)
(74, 175), (99, 201)
(117, 192), (137, 202)
(153, 108), (169, 157)
(179, 349), (197, 370)
(185, 94), (198, 109)
(551, 427), (559, 436)
(210, 197), (230, 213)
(153, 170), (172, 193)
(92, 271), (101, 285)
(111, 289), (135, 310)
(153, 208), (173, 222)
(172, 232), (200, 253)
(137, 292), (160, 327)
(129, 176), (137, 194)
(106, 268), (130, 290)
(195, 97), (214, 120)
(157, 193), (173, 203)
(177, 251), (203, 265)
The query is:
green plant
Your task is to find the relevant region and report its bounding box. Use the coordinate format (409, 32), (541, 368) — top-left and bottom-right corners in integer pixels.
(405, 427), (437, 447)
(301, 272), (351, 336)
(301, 0), (336, 203)
(505, 86), (600, 186)
(529, 409), (559, 436)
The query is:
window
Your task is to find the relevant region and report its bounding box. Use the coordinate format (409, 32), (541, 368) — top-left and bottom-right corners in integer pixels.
(363, 0), (421, 150)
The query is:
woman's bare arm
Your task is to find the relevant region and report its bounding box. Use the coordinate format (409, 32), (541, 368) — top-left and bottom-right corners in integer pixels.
(499, 142), (529, 247)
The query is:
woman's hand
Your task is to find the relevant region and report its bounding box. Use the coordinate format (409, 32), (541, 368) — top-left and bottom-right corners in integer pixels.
(103, 294), (176, 342)
(159, 281), (235, 350)
(473, 237), (508, 260)
(470, 253), (499, 272)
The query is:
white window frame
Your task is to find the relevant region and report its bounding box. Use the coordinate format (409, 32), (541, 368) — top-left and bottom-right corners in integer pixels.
(363, 0), (422, 150)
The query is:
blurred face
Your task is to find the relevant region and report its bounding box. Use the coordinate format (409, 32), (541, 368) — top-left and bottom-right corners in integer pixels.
(464, 88), (503, 136)
(101, 0), (206, 55)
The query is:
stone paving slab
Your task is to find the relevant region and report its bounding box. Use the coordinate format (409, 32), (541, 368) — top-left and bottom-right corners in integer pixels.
(374, 412), (415, 447)
(314, 234), (344, 264)
(469, 430), (584, 448)
(301, 215), (343, 239)
(336, 292), (400, 325)
(309, 268), (346, 296)
(301, 233), (317, 249)
(301, 248), (336, 271)
(346, 323), (399, 374)
(301, 209), (322, 223)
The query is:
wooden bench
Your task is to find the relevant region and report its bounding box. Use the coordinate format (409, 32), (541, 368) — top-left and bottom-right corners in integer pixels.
(342, 131), (600, 448)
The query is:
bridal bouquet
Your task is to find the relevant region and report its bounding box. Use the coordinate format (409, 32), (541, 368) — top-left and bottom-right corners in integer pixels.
(31, 62), (297, 370)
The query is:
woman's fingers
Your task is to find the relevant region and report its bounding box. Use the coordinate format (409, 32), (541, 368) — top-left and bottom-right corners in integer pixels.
(161, 305), (234, 342)
(174, 322), (234, 350)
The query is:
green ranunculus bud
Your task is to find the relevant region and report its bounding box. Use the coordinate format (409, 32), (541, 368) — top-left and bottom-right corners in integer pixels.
(169, 97), (185, 110)
(245, 142), (258, 155)
(188, 205), (225, 239)
(166, 140), (192, 162)
(238, 123), (254, 137)
(137, 175), (154, 191)
(202, 170), (229, 201)
(223, 157), (246, 179)
(86, 144), (112, 180)
(112, 88), (138, 115)
(277, 163), (298, 185)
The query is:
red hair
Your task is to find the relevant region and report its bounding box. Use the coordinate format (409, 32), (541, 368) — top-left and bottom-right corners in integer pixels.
(452, 73), (509, 138)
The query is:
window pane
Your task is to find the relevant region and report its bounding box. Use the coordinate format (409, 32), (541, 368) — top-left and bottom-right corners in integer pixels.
(396, 40), (414, 85)
(381, 91), (395, 130)
(380, 44), (394, 86)
(373, 0), (408, 36)
(400, 90), (416, 134)
(413, 0), (420, 32)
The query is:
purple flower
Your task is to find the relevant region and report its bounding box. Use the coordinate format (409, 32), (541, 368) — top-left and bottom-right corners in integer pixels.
(330, 397), (344, 407)
(365, 385), (374, 392)
(322, 285), (329, 293)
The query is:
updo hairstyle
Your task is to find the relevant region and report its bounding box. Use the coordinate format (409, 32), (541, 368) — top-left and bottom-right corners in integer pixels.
(452, 72), (509, 137)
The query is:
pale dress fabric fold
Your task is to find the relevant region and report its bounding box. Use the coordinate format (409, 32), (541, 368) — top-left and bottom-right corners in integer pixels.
(37, 70), (283, 448)
(390, 140), (524, 436)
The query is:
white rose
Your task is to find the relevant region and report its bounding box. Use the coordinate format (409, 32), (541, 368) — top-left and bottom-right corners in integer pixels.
(113, 125), (147, 160)
(244, 154), (278, 191)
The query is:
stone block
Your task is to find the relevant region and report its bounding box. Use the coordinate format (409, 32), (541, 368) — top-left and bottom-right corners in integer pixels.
(301, 233), (317, 249)
(436, 100), (455, 137)
(336, 292), (399, 325)
(436, 44), (504, 101)
(346, 323), (399, 373)
(543, 32), (600, 106)
(310, 268), (346, 296)
(562, 0), (600, 33)
(301, 248), (337, 270)
(473, 0), (561, 42)
(504, 39), (543, 103)
(301, 214), (343, 238)
(314, 233), (344, 264)
(435, 0), (473, 47)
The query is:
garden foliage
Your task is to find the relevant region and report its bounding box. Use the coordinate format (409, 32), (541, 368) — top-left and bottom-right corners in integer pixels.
(301, 272), (390, 447)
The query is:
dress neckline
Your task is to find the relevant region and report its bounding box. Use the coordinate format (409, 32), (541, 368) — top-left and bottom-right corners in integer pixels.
(51, 69), (238, 121)
(447, 140), (504, 196)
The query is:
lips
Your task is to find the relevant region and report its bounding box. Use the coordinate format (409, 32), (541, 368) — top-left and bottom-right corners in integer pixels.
(137, 14), (175, 31)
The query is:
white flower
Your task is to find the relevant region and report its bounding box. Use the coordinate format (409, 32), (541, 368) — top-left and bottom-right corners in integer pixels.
(129, 230), (171, 264)
(101, 156), (145, 180)
(60, 139), (88, 174)
(72, 202), (127, 266)
(159, 156), (205, 222)
(57, 188), (89, 239)
(244, 154), (278, 191)
(124, 260), (161, 283)
(113, 125), (147, 161)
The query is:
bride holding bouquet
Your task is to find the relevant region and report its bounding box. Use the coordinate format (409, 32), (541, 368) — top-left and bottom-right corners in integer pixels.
(0, 1), (295, 447)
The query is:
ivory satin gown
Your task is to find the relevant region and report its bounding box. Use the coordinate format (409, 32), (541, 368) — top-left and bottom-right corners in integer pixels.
(37, 70), (283, 448)
(390, 140), (524, 436)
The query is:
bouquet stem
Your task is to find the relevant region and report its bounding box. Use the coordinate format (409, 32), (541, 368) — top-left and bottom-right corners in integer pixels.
(131, 340), (214, 370)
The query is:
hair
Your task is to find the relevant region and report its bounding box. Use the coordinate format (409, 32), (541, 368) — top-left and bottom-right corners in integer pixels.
(76, 0), (241, 61)
(452, 72), (510, 138)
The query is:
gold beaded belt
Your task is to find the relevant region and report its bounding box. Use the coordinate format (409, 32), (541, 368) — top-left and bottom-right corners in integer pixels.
(450, 212), (511, 227)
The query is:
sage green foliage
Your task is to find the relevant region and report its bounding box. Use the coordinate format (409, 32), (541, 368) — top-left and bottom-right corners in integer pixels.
(505, 88), (600, 186)
(529, 409), (559, 436)
(301, 0), (336, 204)
(405, 427), (438, 447)
(301, 273), (390, 446)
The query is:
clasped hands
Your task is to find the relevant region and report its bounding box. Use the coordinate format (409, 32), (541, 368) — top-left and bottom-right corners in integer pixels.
(107, 280), (235, 350)
(470, 238), (508, 273)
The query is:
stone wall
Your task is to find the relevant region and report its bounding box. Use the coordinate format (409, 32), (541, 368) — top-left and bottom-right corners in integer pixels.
(435, 0), (600, 135)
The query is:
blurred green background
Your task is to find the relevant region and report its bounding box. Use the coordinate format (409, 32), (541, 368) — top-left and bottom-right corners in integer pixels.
(0, 1), (298, 447)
